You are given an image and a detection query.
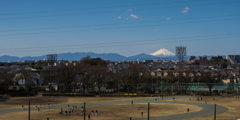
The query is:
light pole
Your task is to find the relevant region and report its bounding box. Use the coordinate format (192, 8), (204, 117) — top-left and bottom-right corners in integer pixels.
(161, 81), (163, 93)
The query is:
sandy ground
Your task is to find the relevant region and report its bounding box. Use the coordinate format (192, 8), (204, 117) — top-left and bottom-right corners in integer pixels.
(0, 96), (67, 109)
(0, 103), (202, 120)
(0, 96), (153, 109)
(166, 96), (240, 120)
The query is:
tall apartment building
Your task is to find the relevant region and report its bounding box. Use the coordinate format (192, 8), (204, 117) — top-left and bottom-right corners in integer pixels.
(226, 55), (240, 64)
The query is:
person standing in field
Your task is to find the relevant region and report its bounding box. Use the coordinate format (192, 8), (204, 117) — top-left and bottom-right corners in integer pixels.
(92, 109), (94, 116)
(95, 110), (98, 115)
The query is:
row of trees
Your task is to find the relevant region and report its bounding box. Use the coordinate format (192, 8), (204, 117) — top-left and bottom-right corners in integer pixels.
(0, 56), (225, 95)
(42, 56), (222, 95)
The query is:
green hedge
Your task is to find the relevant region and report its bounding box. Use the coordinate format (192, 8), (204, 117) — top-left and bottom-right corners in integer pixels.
(42, 93), (95, 97)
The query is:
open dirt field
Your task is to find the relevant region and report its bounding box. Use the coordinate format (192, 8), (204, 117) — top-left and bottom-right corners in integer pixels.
(0, 96), (153, 109)
(0, 96), (67, 109)
(167, 96), (240, 120)
(0, 103), (202, 120)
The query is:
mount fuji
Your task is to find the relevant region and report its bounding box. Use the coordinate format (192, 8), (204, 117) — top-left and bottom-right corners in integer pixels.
(150, 48), (175, 56)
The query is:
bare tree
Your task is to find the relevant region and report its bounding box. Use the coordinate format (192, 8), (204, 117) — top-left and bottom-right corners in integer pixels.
(199, 72), (220, 95)
(0, 70), (14, 84)
(54, 64), (77, 92)
(0, 70), (14, 94)
(90, 66), (108, 95)
(77, 62), (91, 93)
(125, 63), (149, 84)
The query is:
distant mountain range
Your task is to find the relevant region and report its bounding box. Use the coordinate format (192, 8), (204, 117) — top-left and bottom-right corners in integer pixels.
(0, 49), (226, 62)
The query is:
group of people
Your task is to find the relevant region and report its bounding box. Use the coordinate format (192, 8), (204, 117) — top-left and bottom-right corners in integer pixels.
(87, 109), (98, 119)
(59, 105), (98, 119)
(22, 103), (53, 111)
(61, 105), (78, 115)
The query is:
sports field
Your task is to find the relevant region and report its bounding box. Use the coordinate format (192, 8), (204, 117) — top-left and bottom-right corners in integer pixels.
(0, 95), (235, 120)
(0, 103), (202, 120)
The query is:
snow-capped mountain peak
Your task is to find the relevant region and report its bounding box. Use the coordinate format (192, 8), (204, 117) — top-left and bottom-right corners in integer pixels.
(150, 48), (175, 56)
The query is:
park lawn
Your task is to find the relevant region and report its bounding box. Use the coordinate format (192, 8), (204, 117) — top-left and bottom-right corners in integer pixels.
(167, 96), (240, 120)
(0, 103), (202, 120)
(59, 97), (154, 104)
(0, 96), (154, 109)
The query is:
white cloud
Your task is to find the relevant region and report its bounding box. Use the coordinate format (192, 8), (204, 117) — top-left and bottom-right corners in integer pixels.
(126, 17), (130, 20)
(130, 14), (139, 19)
(154, 28), (159, 31)
(118, 16), (121, 19)
(113, 9), (120, 11)
(127, 9), (132, 12)
(166, 17), (171, 20)
(181, 7), (189, 13)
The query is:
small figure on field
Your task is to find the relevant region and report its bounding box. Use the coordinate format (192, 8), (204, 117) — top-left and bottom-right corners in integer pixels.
(38, 107), (40, 111)
(59, 108), (62, 114)
(95, 110), (98, 115)
(213, 98), (215, 102)
(155, 99), (157, 103)
(92, 109), (94, 116)
(22, 104), (24, 110)
(65, 111), (67, 116)
(162, 96), (163, 100)
(141, 111), (143, 116)
(187, 108), (189, 113)
(88, 114), (90, 120)
(81, 110), (83, 116)
(201, 97), (202, 101)
(35, 106), (37, 110)
(131, 101), (133, 104)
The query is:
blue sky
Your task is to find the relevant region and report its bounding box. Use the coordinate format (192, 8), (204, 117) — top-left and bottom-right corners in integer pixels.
(0, 0), (240, 57)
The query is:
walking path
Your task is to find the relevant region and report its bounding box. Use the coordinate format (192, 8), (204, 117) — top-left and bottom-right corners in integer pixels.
(0, 96), (227, 120)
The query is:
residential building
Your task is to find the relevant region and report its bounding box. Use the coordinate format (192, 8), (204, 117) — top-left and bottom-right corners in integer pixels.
(226, 55), (240, 64)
